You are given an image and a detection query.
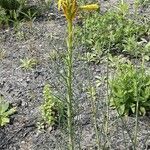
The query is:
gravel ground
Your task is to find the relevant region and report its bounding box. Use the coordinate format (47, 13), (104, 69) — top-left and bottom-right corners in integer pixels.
(0, 1), (150, 150)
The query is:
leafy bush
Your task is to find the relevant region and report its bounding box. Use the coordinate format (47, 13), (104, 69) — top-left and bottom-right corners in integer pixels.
(0, 0), (39, 27)
(109, 61), (150, 116)
(0, 6), (8, 26)
(0, 0), (21, 11)
(0, 96), (16, 126)
(75, 3), (149, 58)
(41, 84), (66, 126)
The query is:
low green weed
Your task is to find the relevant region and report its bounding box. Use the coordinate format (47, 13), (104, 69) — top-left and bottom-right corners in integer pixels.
(20, 57), (38, 70)
(0, 0), (40, 28)
(109, 61), (150, 116)
(0, 0), (21, 11)
(41, 0), (52, 10)
(41, 84), (66, 127)
(0, 96), (16, 127)
(87, 86), (101, 149)
(48, 49), (59, 61)
(20, 9), (37, 29)
(0, 49), (6, 60)
(0, 0), (26, 20)
(0, 6), (8, 27)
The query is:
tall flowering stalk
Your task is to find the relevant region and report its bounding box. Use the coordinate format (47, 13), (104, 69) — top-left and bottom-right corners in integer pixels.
(58, 1), (99, 149)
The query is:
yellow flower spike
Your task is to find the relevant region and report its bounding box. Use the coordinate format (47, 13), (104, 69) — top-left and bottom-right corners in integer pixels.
(58, 0), (77, 21)
(58, 0), (63, 10)
(58, 0), (99, 21)
(70, 0), (77, 20)
(56, 1), (100, 150)
(79, 4), (99, 11)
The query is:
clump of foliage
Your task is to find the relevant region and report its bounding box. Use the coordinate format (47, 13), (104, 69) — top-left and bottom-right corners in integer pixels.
(0, 6), (8, 26)
(41, 84), (66, 126)
(0, 0), (21, 11)
(0, 0), (26, 19)
(0, 0), (40, 27)
(109, 61), (150, 116)
(20, 57), (38, 70)
(0, 96), (16, 127)
(75, 2), (150, 58)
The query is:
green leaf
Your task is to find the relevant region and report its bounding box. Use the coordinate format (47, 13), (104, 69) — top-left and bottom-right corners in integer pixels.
(131, 104), (136, 113)
(143, 101), (150, 107)
(0, 101), (9, 114)
(143, 55), (149, 61)
(118, 104), (125, 115)
(1, 117), (9, 126)
(4, 107), (16, 116)
(145, 42), (150, 50)
(140, 107), (146, 116)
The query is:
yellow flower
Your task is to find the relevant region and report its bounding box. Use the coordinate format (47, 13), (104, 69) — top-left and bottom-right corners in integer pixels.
(79, 4), (99, 11)
(58, 0), (99, 21)
(58, 0), (63, 10)
(58, 0), (77, 21)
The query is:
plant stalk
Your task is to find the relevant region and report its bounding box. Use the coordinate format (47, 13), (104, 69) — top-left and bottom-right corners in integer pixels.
(66, 19), (74, 150)
(91, 94), (101, 150)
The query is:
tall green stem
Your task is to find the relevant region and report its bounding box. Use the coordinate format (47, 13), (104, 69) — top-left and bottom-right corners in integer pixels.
(134, 54), (145, 149)
(105, 39), (110, 140)
(91, 92), (101, 150)
(67, 19), (74, 150)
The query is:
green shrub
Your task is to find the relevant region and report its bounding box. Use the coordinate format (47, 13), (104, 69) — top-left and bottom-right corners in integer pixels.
(0, 6), (8, 26)
(0, 0), (20, 11)
(0, 0), (40, 27)
(41, 84), (66, 126)
(109, 61), (150, 116)
(0, 96), (16, 126)
(0, 0), (27, 10)
(75, 3), (149, 58)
